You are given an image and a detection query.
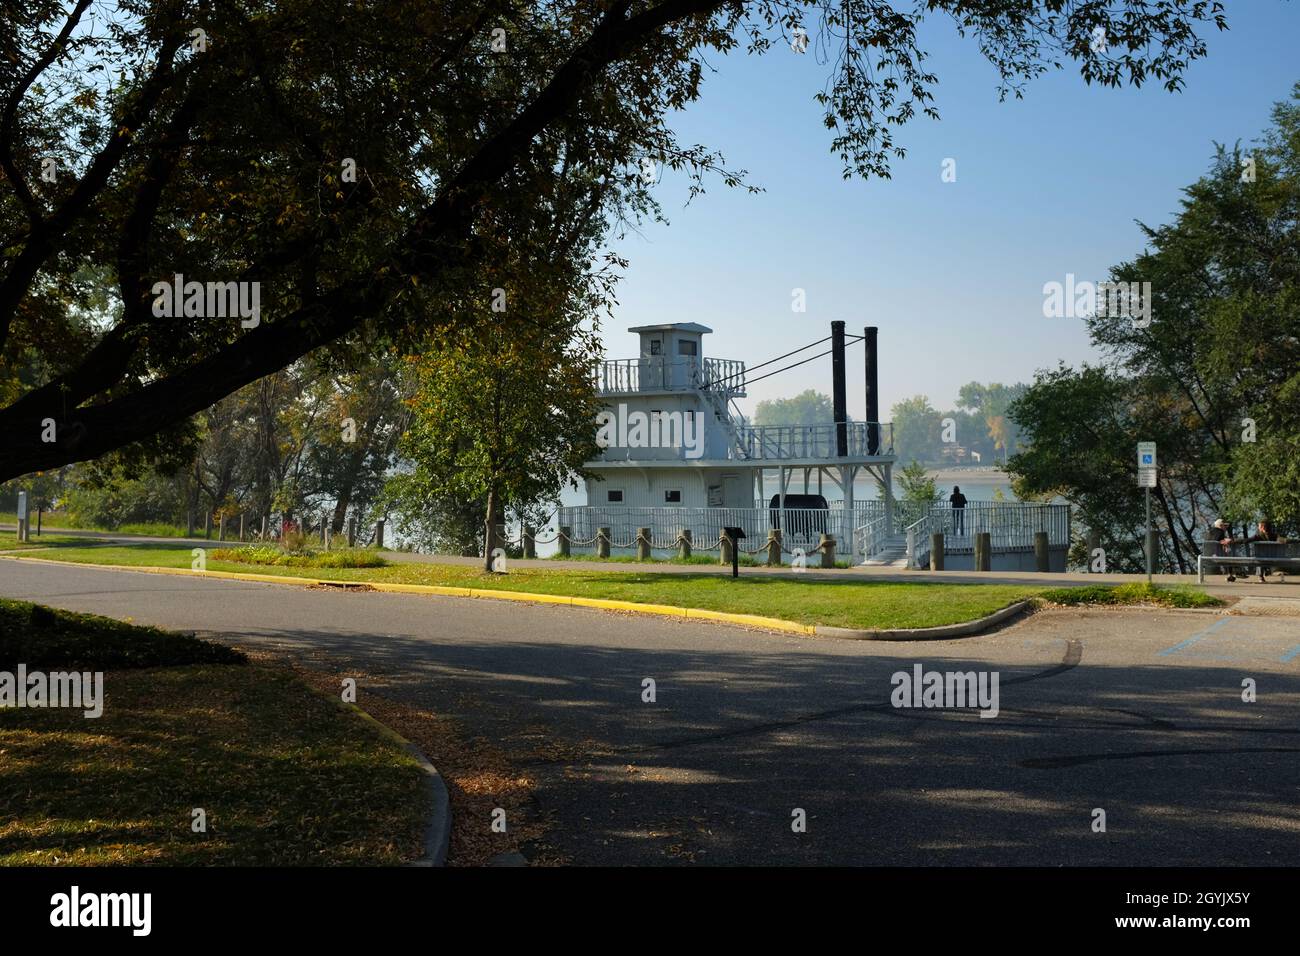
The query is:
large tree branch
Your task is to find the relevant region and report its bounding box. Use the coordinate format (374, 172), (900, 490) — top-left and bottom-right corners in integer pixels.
(0, 0), (733, 480)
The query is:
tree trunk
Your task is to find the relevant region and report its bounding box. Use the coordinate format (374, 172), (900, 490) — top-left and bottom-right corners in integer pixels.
(483, 486), (498, 572)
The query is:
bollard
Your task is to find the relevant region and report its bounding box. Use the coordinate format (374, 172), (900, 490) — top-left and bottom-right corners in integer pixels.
(596, 526), (610, 559)
(218, 515), (226, 542)
(376, 519), (385, 549)
(321, 512), (328, 546)
(558, 525), (572, 558)
(678, 528), (692, 560)
(239, 514), (246, 542)
(636, 527), (651, 561)
(819, 533), (835, 568)
(975, 532), (991, 571)
(1086, 529), (1101, 569)
(348, 516), (357, 547)
(204, 512), (211, 540)
(187, 510), (196, 538)
(1034, 531), (1050, 572)
(930, 532), (944, 571)
(766, 528), (781, 567)
(523, 525), (536, 559)
(262, 515), (269, 541)
(719, 530), (734, 566)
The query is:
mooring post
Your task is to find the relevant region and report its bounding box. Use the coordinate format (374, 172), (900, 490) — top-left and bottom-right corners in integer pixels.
(558, 525), (572, 558)
(930, 532), (944, 571)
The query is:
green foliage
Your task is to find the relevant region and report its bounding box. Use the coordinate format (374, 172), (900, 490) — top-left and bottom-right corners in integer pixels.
(752, 390), (836, 427)
(1012, 85), (1300, 570)
(210, 546), (387, 569)
(1038, 584), (1223, 609)
(897, 459), (939, 504)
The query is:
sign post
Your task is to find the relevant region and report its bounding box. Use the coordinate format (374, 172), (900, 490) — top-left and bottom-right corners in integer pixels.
(15, 491), (29, 542)
(1137, 442), (1157, 583)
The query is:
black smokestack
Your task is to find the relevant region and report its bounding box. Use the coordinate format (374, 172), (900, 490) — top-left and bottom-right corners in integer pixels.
(831, 321), (847, 457)
(865, 326), (879, 455)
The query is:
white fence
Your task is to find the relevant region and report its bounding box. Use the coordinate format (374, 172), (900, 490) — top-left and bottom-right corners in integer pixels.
(557, 502), (885, 554)
(901, 503), (1071, 567)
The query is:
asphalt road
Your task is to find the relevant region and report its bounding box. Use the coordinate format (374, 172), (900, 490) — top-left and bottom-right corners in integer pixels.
(3, 560), (1298, 866)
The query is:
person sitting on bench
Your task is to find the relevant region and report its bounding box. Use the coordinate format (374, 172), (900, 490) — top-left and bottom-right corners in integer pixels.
(1207, 519), (1238, 581)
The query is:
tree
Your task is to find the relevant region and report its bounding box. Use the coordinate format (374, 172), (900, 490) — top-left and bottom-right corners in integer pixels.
(897, 459), (939, 504)
(395, 312), (603, 571)
(0, 1), (1228, 481)
(891, 395), (942, 464)
(752, 389), (836, 427)
(957, 381), (1028, 461)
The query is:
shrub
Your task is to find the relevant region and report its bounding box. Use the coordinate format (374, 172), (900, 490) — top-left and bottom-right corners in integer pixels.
(211, 546), (388, 569)
(1038, 584), (1223, 609)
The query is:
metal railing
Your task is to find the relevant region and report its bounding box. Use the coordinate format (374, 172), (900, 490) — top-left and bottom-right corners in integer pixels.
(557, 504), (881, 552)
(902, 502), (1071, 566)
(732, 421), (894, 460)
(595, 357), (746, 397)
(854, 512), (893, 560)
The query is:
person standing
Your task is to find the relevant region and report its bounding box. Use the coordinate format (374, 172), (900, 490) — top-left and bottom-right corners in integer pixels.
(949, 486), (968, 535)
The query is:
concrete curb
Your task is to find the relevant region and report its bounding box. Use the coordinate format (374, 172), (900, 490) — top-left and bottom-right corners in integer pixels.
(340, 701), (451, 867)
(813, 599), (1034, 641)
(0, 554), (1026, 640)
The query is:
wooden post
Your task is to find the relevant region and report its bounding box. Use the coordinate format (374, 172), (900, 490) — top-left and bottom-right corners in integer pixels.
(36, 508), (42, 537)
(819, 533), (835, 568)
(766, 528), (781, 567)
(204, 512), (211, 540)
(1034, 531), (1050, 572)
(239, 514), (246, 542)
(596, 526), (610, 559)
(218, 514), (225, 542)
(348, 516), (357, 547)
(636, 527), (651, 561)
(523, 525), (536, 559)
(376, 519), (385, 549)
(930, 532), (944, 571)
(558, 525), (572, 558)
(321, 511), (328, 546)
(719, 530), (734, 566)
(975, 532), (991, 571)
(1086, 530), (1100, 571)
(187, 509), (195, 538)
(261, 515), (268, 541)
(678, 528), (692, 560)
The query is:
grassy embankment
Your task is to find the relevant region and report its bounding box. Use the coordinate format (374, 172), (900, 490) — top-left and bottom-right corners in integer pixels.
(0, 599), (428, 865)
(3, 540), (1227, 629)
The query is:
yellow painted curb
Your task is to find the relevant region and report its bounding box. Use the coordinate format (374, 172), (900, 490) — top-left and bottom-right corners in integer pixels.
(0, 554), (815, 635)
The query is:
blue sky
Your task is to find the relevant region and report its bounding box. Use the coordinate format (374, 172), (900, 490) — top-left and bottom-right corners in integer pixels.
(604, 0), (1300, 420)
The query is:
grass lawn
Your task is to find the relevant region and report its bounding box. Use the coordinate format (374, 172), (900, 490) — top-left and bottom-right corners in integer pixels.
(0, 599), (428, 865)
(0, 534), (104, 552)
(7, 542), (1047, 629)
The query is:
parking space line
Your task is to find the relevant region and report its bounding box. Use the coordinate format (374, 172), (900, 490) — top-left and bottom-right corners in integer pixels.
(1157, 617), (1231, 656)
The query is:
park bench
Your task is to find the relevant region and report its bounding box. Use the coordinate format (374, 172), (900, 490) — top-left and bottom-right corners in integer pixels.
(1197, 538), (1300, 584)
